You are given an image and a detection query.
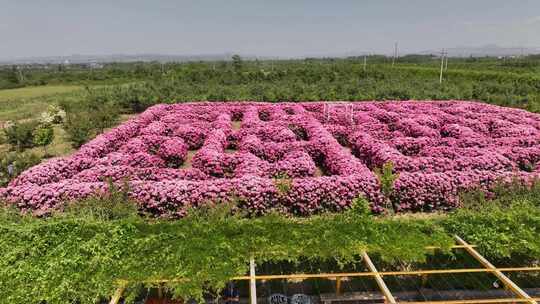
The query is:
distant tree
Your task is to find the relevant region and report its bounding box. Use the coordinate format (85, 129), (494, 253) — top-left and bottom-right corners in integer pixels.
(64, 112), (94, 148)
(7, 66), (20, 85)
(232, 54), (243, 70)
(33, 124), (55, 156)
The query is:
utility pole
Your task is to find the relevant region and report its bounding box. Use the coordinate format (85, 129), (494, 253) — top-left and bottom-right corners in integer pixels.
(363, 55), (367, 72)
(444, 53), (448, 71)
(17, 67), (24, 82)
(392, 42), (398, 66)
(439, 49), (446, 84)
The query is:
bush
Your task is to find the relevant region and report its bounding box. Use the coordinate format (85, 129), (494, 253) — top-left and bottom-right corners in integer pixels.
(349, 195), (371, 216)
(3, 121), (39, 151)
(32, 123), (55, 155)
(60, 87), (120, 147)
(1, 188), (540, 303)
(0, 203), (454, 304)
(374, 161), (399, 212)
(273, 172), (292, 195)
(61, 180), (139, 221)
(39, 104), (66, 124)
(63, 112), (94, 148)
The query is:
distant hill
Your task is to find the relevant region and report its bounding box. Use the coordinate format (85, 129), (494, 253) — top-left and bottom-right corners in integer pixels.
(0, 53), (239, 65)
(418, 44), (540, 57)
(2, 45), (540, 65)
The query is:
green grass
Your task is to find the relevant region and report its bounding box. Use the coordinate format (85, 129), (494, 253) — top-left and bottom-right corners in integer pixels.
(0, 85), (82, 101)
(0, 85), (85, 158)
(0, 85), (84, 122)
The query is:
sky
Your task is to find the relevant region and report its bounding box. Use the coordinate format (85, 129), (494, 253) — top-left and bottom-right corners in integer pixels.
(1, 0), (540, 59)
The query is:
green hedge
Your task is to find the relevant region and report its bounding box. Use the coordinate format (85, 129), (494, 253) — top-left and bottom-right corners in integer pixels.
(1, 190), (539, 303)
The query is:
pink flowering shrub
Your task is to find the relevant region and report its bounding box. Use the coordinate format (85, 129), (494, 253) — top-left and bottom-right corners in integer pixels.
(2, 101), (540, 216)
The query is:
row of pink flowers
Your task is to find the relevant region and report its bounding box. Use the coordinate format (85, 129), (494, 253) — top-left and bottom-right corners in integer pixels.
(2, 101), (540, 215)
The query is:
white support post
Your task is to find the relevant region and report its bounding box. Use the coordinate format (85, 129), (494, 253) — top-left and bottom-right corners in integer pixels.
(363, 55), (367, 72)
(392, 42), (397, 66)
(439, 49), (445, 84)
(249, 256), (257, 304)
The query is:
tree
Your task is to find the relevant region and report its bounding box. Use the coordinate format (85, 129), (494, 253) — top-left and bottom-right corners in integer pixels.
(232, 54), (243, 71)
(64, 112), (94, 148)
(33, 124), (55, 156)
(4, 121), (39, 151)
(6, 66), (21, 86)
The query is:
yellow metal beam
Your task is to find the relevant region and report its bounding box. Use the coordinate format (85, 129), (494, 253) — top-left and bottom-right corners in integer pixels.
(425, 244), (477, 250)
(403, 298), (540, 304)
(226, 266), (540, 281)
(109, 281), (127, 304)
(361, 251), (397, 304)
(133, 265), (540, 283)
(454, 235), (537, 304)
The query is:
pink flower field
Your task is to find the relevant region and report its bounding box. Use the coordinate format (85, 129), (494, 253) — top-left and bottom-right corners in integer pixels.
(2, 101), (540, 216)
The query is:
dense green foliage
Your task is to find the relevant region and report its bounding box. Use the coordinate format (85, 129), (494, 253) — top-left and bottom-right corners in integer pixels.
(96, 58), (540, 112)
(32, 123), (55, 155)
(3, 121), (40, 151)
(60, 87), (120, 148)
(3, 55), (540, 152)
(374, 162), (399, 212)
(1, 182), (539, 303)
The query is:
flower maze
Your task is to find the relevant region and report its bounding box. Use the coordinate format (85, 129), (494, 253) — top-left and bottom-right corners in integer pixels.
(2, 101), (540, 216)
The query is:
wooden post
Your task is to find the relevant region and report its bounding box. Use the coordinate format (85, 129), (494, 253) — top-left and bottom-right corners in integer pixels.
(250, 256), (257, 304)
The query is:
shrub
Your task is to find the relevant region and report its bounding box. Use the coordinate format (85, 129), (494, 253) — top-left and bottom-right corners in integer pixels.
(374, 161), (399, 212)
(3, 120), (39, 151)
(349, 195), (371, 216)
(39, 104), (66, 124)
(61, 179), (138, 220)
(63, 112), (94, 148)
(273, 172), (292, 195)
(4, 101), (540, 216)
(32, 123), (55, 155)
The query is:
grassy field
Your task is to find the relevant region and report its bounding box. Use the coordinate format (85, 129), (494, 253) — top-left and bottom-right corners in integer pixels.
(0, 85), (82, 100)
(0, 85), (84, 122)
(0, 85), (85, 159)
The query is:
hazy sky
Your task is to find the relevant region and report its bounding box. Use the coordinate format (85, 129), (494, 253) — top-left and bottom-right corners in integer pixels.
(1, 0), (539, 59)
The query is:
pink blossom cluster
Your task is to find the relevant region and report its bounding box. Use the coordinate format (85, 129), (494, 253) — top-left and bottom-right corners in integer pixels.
(2, 101), (540, 215)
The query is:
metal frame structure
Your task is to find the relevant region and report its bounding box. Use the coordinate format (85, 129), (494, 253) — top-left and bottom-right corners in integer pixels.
(110, 236), (540, 304)
(323, 102), (355, 125)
